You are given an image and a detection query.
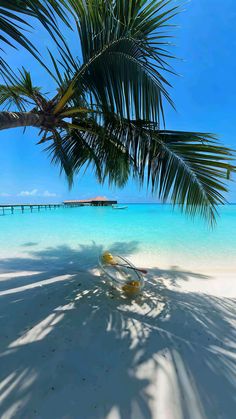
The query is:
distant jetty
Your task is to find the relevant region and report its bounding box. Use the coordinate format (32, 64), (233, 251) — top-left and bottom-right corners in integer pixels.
(0, 196), (117, 215)
(0, 203), (62, 215)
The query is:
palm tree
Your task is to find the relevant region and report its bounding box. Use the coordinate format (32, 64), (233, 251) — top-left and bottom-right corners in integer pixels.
(0, 0), (234, 223)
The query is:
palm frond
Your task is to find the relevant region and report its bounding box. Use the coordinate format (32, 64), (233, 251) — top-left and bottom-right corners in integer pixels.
(57, 0), (179, 125)
(0, 0), (70, 73)
(120, 124), (234, 224)
(59, 107), (96, 117)
(70, 0), (178, 64)
(43, 118), (132, 188)
(41, 111), (235, 224)
(0, 68), (44, 110)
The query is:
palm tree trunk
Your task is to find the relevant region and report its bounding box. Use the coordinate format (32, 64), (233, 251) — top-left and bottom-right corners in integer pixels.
(0, 111), (43, 131)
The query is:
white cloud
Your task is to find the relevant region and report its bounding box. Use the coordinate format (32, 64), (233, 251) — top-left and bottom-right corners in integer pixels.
(18, 189), (38, 197)
(42, 190), (57, 197)
(0, 192), (11, 197)
(17, 189), (57, 198)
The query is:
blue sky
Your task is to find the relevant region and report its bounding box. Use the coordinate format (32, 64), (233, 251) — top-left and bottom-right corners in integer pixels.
(0, 0), (236, 203)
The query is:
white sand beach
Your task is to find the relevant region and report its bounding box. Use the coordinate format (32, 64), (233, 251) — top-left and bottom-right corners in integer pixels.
(0, 249), (235, 419)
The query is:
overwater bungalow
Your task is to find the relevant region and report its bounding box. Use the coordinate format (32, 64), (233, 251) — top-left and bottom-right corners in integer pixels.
(63, 196), (117, 207)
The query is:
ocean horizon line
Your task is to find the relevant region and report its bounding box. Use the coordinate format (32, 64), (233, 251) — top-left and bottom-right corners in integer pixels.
(1, 201), (236, 206)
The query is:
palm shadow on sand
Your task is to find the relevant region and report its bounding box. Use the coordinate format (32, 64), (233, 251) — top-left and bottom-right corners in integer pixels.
(0, 242), (235, 419)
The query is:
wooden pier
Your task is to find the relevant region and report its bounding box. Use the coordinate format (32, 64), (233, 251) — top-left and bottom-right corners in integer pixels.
(0, 203), (62, 215)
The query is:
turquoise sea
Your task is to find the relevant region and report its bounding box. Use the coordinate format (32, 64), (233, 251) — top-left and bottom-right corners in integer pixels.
(0, 204), (236, 272)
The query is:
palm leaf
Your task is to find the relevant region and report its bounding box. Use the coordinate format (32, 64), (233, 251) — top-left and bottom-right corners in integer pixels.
(41, 111), (235, 224)
(53, 81), (76, 114)
(0, 67), (43, 110)
(0, 0), (70, 73)
(58, 0), (179, 125)
(59, 107), (96, 117)
(44, 121), (131, 188)
(122, 124), (234, 224)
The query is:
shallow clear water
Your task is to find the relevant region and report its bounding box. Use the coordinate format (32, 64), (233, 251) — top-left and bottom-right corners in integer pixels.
(0, 204), (235, 271)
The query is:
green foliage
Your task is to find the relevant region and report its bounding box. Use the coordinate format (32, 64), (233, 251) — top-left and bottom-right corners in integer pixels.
(61, 0), (179, 125)
(0, 68), (43, 110)
(0, 0), (69, 72)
